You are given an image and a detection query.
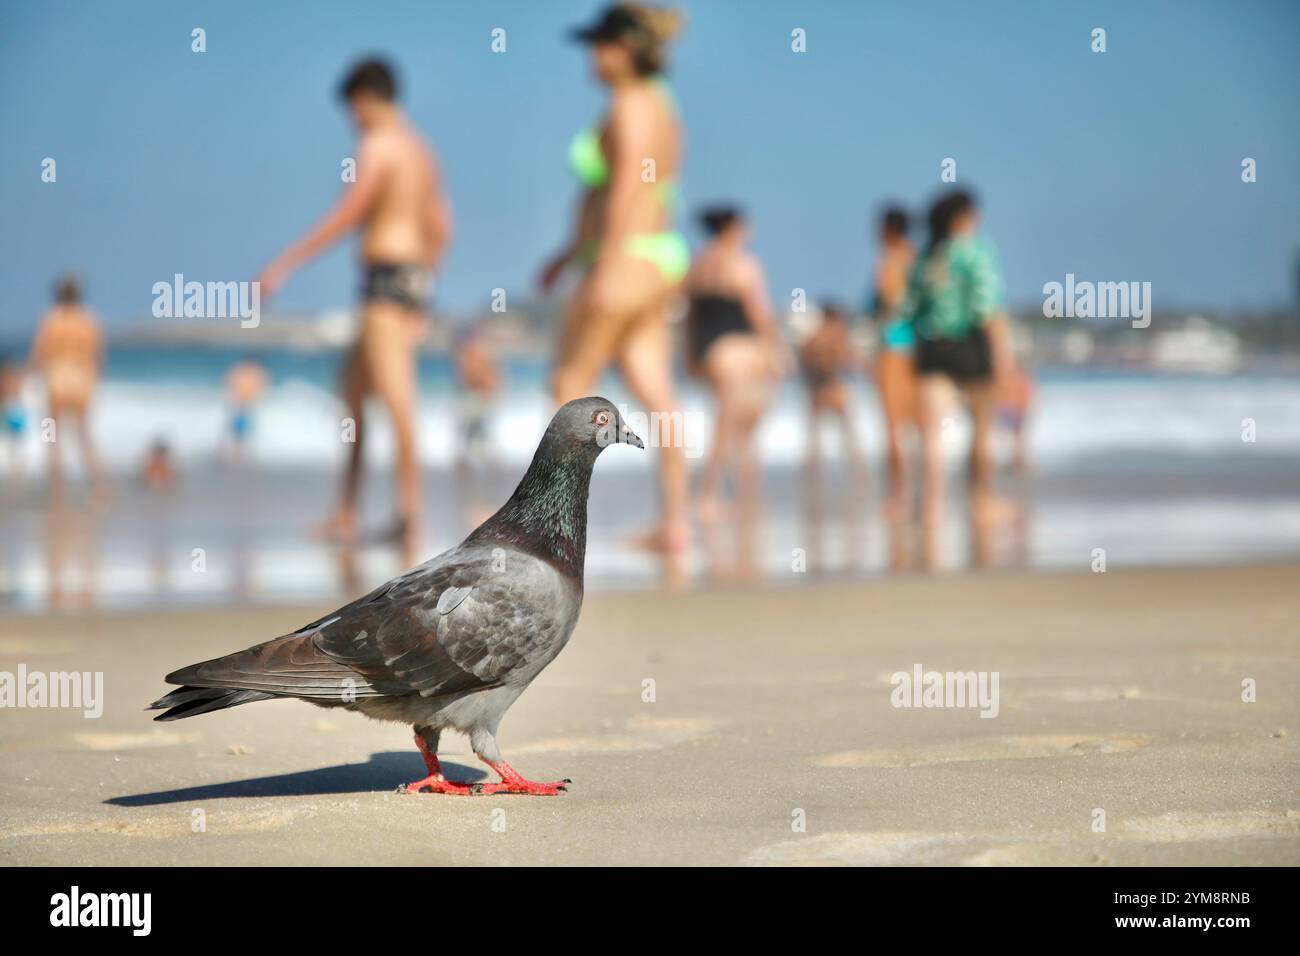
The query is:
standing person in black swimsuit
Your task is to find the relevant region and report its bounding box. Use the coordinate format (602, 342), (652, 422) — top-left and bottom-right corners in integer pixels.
(256, 58), (452, 554)
(683, 206), (785, 525)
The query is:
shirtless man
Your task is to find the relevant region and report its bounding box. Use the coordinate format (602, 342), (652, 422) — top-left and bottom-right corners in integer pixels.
(28, 274), (106, 500)
(255, 58), (452, 550)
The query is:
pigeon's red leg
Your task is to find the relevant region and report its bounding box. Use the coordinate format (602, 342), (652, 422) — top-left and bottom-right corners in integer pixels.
(398, 732), (472, 795)
(472, 757), (570, 796)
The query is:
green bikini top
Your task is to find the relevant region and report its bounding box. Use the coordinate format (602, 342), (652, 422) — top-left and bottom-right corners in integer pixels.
(568, 127), (610, 188)
(568, 78), (679, 205)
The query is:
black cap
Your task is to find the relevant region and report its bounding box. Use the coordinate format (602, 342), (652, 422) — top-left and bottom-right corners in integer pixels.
(570, 6), (640, 44)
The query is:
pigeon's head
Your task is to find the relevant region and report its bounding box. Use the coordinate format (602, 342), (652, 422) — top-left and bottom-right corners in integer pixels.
(549, 396), (644, 456)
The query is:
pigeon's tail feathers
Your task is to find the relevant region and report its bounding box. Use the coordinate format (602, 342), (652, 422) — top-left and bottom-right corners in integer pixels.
(149, 685), (276, 721)
(150, 633), (381, 719)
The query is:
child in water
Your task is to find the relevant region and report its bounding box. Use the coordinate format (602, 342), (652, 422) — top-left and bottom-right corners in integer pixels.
(799, 302), (864, 476)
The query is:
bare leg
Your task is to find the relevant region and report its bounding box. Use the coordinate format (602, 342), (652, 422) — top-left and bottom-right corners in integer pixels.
(45, 410), (65, 503)
(361, 304), (422, 549)
(804, 401), (824, 494)
(800, 398), (827, 572)
(1012, 417), (1031, 475)
(68, 407), (106, 504)
(733, 430), (765, 581)
(836, 400), (864, 489)
(398, 725), (472, 795)
(468, 727), (568, 796)
(699, 335), (771, 525)
(620, 308), (689, 555)
(965, 381), (997, 497)
(965, 380), (1017, 524)
(876, 351), (917, 511)
(317, 343), (367, 543)
(918, 375), (951, 526)
(734, 414), (763, 519)
(698, 390), (736, 524)
(550, 272), (626, 404)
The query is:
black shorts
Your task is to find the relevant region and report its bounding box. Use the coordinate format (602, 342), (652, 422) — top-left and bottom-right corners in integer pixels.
(361, 263), (433, 313)
(915, 326), (992, 383)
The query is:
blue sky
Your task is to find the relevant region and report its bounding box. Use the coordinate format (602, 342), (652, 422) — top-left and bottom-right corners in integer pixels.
(2, 0), (1298, 337)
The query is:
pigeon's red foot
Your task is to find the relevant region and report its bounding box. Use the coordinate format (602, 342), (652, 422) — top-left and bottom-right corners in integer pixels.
(400, 733), (473, 794)
(471, 778), (569, 796)
(472, 759), (570, 796)
(398, 775), (473, 796)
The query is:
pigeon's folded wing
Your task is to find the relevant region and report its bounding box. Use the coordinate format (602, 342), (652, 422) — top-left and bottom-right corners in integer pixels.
(307, 549), (562, 700)
(161, 566), (436, 700)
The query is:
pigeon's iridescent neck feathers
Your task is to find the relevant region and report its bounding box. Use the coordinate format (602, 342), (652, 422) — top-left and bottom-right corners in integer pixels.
(466, 436), (597, 586)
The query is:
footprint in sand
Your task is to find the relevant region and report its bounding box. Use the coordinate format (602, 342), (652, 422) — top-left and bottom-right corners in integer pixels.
(0, 638), (79, 656)
(1116, 810), (1300, 843)
(510, 715), (719, 756)
(746, 832), (962, 866)
(1025, 686), (1144, 702)
(73, 729), (197, 751)
(745, 811), (1300, 866)
(962, 844), (1111, 867)
(747, 833), (1110, 867)
(1, 806), (318, 842)
(815, 733), (1152, 769)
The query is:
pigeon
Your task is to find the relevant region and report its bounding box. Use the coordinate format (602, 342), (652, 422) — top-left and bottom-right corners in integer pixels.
(149, 397), (643, 795)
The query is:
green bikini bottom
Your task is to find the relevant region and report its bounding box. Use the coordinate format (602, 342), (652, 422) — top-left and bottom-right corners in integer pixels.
(624, 230), (690, 283)
(577, 231), (690, 284)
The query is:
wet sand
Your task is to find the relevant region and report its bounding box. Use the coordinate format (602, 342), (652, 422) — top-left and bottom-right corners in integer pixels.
(1, 563), (1298, 866)
(5, 454), (1300, 610)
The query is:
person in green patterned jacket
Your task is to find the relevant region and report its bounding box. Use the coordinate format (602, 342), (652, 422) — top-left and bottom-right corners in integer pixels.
(897, 190), (1019, 524)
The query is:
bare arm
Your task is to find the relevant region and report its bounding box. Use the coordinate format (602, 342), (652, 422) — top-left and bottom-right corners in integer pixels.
(539, 189), (599, 291)
(557, 190), (600, 262)
(257, 137), (388, 290)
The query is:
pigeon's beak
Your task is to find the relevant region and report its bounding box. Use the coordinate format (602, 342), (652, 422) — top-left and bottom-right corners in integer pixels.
(620, 423), (645, 449)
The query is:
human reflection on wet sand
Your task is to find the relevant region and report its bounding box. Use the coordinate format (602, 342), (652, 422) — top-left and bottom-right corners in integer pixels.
(330, 527), (419, 605)
(885, 506), (917, 573)
(699, 469), (767, 585)
(333, 539), (364, 601)
(800, 457), (868, 578)
(794, 448), (1030, 577)
(453, 443), (502, 539)
(918, 494), (1031, 573)
(44, 489), (100, 611)
(225, 460), (257, 603)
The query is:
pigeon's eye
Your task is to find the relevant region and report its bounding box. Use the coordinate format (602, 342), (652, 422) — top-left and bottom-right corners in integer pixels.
(594, 410), (610, 427)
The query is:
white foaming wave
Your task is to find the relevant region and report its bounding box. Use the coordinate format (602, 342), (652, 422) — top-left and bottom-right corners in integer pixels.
(1027, 377), (1300, 457)
(8, 374), (1298, 476)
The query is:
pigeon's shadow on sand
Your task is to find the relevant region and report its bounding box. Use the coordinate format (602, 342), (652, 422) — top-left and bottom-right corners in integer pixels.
(104, 752), (487, 807)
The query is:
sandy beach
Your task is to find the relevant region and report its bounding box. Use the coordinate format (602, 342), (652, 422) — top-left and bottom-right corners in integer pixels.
(1, 562), (1296, 866)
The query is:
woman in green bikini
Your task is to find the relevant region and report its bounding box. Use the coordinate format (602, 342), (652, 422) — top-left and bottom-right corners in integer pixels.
(539, 2), (691, 557)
